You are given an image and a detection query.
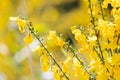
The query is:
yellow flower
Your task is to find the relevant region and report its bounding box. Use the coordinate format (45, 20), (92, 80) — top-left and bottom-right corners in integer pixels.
(62, 62), (68, 73)
(113, 65), (120, 80)
(47, 31), (57, 39)
(47, 31), (65, 48)
(71, 26), (80, 35)
(107, 54), (120, 65)
(92, 4), (99, 16)
(51, 65), (61, 80)
(54, 71), (60, 80)
(97, 70), (109, 80)
(103, 0), (110, 8)
(9, 17), (27, 33)
(17, 19), (27, 33)
(89, 51), (98, 60)
(79, 46), (88, 54)
(115, 26), (120, 35)
(41, 63), (49, 71)
(111, 8), (116, 16)
(75, 66), (89, 80)
(89, 58), (102, 73)
(91, 0), (97, 3)
(116, 8), (120, 15)
(62, 57), (71, 73)
(73, 57), (81, 67)
(114, 15), (120, 25)
(111, 0), (117, 7)
(38, 46), (45, 56)
(71, 26), (87, 48)
(97, 19), (115, 42)
(56, 37), (65, 48)
(41, 54), (50, 72)
(88, 36), (97, 42)
(24, 34), (34, 44)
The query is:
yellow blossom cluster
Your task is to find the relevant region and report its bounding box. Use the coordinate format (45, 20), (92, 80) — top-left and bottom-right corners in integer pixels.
(23, 34), (34, 44)
(47, 31), (65, 48)
(10, 17), (27, 33)
(103, 0), (120, 8)
(10, 0), (120, 80)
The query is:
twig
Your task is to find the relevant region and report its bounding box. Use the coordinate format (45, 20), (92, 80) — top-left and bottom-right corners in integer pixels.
(28, 23), (69, 80)
(98, 0), (105, 20)
(88, 0), (104, 64)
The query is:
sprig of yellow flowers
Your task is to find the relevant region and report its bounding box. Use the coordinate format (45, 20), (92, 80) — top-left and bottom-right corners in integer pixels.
(10, 17), (69, 80)
(28, 22), (69, 80)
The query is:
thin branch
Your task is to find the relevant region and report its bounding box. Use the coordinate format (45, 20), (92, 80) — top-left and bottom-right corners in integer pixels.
(98, 0), (105, 20)
(28, 22), (69, 80)
(63, 41), (90, 74)
(88, 0), (104, 64)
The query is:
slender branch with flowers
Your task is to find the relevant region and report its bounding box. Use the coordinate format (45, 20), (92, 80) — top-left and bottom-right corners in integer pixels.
(27, 22), (69, 80)
(10, 16), (69, 80)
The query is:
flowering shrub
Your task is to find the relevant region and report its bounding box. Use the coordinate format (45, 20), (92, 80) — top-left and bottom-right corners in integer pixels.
(10, 0), (120, 80)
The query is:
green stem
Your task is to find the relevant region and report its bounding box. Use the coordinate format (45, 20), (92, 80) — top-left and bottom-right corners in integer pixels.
(93, 46), (102, 59)
(98, 0), (105, 20)
(117, 34), (120, 45)
(109, 49), (112, 57)
(88, 0), (104, 64)
(68, 45), (84, 66)
(65, 44), (91, 74)
(28, 23), (69, 80)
